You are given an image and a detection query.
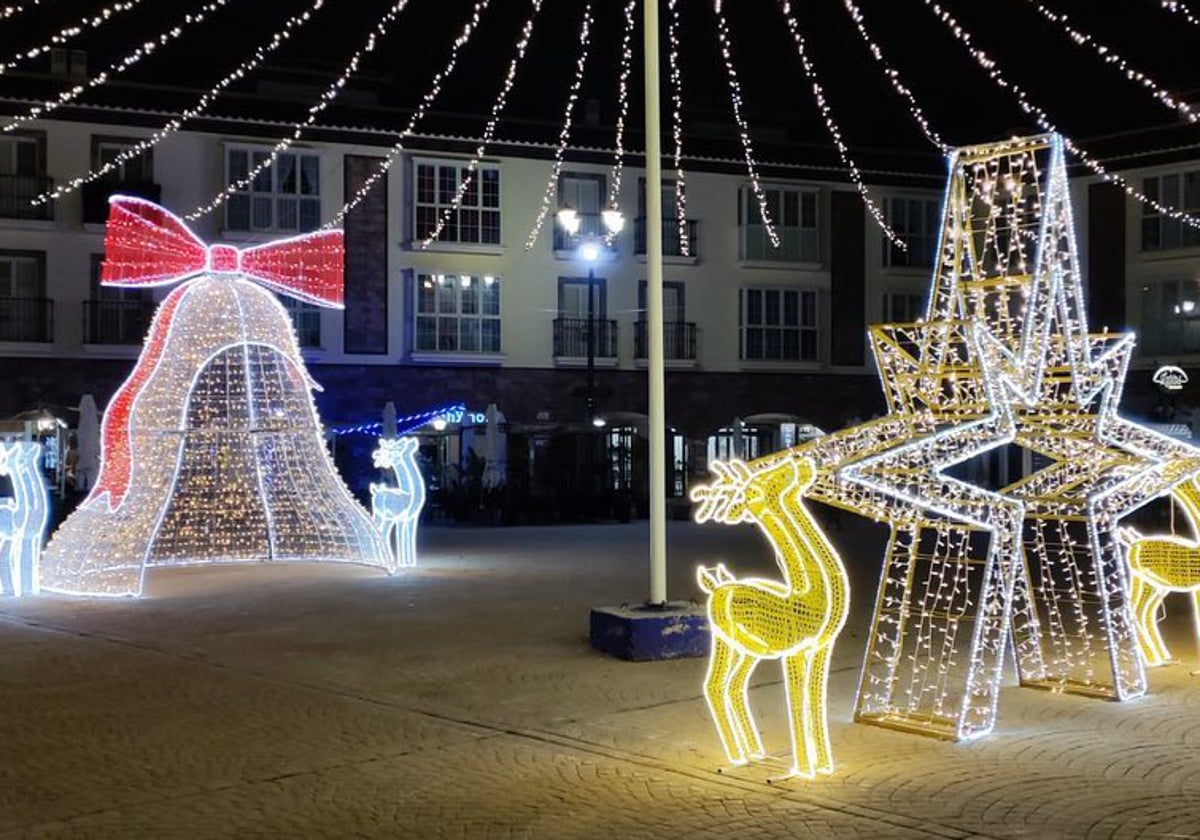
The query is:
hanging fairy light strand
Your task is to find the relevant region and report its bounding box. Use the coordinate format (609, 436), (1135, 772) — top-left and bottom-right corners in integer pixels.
(921, 0), (1200, 230)
(1160, 1), (1200, 28)
(4, 0), (238, 133)
(713, 2), (778, 247)
(778, 1), (906, 250)
(0, 1), (50, 23)
(0, 0), (146, 75)
(329, 0), (492, 227)
(522, 1), (594, 251)
(32, 0), (329, 205)
(184, 0), (414, 220)
(666, 0), (690, 257)
(420, 0), (544, 248)
(602, 0), (635, 247)
(837, 0), (947, 153)
(1026, 0), (1197, 123)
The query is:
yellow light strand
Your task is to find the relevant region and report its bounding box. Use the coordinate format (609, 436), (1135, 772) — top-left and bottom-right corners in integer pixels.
(4, 0), (239, 133)
(0, 0), (146, 75)
(32, 0), (329, 206)
(183, 0), (413, 221)
(921, 0), (1200, 231)
(420, 0), (544, 249)
(328, 0), (492, 228)
(713, 1), (778, 248)
(523, 0), (595, 251)
(778, 1), (906, 250)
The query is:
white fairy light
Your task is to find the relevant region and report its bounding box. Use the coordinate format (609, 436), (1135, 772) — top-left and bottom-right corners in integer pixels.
(32, 0), (329, 205)
(777, 1), (906, 250)
(420, 0), (545, 248)
(836, 0), (947, 153)
(4, 0), (238, 133)
(329, 0), (492, 227)
(0, 1), (50, 23)
(186, 0), (413, 221)
(602, 0), (635, 247)
(1025, 0), (1197, 123)
(666, 0), (690, 257)
(0, 0), (146, 75)
(712, 1), (778, 247)
(921, 0), (1200, 230)
(523, 0), (595, 251)
(1160, 0), (1200, 27)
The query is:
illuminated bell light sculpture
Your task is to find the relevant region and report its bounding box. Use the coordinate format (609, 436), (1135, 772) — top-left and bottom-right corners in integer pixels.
(691, 455), (849, 778)
(0, 442), (49, 597)
(691, 133), (1200, 742)
(40, 196), (390, 597)
(370, 436), (426, 568)
(1121, 477), (1200, 666)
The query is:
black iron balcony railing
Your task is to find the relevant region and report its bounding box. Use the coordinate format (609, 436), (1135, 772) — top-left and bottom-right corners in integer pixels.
(0, 296), (53, 342)
(553, 317), (618, 359)
(552, 212), (621, 253)
(0, 174), (54, 221)
(83, 299), (156, 345)
(81, 180), (162, 225)
(634, 320), (697, 360)
(635, 217), (698, 258)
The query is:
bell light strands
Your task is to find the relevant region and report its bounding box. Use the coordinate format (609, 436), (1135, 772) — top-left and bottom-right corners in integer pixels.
(666, 0), (690, 257)
(713, 1), (778, 247)
(0, 0), (146, 76)
(777, 1), (905, 251)
(4, 0), (238, 133)
(184, 0), (414, 221)
(523, 0), (595, 251)
(32, 0), (329, 206)
(920, 0), (1200, 231)
(837, 0), (947, 153)
(329, 0), (492, 228)
(1025, 0), (1197, 124)
(420, 0), (545, 249)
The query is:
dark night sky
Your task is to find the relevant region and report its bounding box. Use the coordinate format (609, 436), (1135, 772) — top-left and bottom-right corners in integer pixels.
(4, 0), (1200, 179)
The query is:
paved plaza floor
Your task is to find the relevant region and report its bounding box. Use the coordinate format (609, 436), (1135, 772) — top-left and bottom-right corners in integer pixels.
(2, 517), (1199, 839)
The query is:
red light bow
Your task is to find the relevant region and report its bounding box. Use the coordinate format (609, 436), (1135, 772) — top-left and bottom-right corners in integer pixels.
(100, 195), (345, 309)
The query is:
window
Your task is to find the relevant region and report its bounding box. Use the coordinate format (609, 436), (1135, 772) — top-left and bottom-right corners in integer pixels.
(92, 136), (153, 184)
(85, 253), (154, 345)
(740, 186), (819, 262)
(0, 132), (49, 220)
(225, 146), (321, 233)
(883, 196), (940, 268)
(0, 134), (40, 177)
(1142, 172), (1200, 251)
(739, 287), (819, 361)
(414, 159), (501, 245)
(0, 250), (49, 342)
(883, 291), (926, 323)
(1139, 279), (1200, 355)
(415, 273), (501, 353)
(555, 172), (606, 251)
(281, 296), (321, 348)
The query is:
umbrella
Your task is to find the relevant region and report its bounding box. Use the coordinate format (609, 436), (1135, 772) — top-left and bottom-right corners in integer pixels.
(481, 403), (506, 489)
(382, 401), (398, 439)
(76, 394), (100, 492)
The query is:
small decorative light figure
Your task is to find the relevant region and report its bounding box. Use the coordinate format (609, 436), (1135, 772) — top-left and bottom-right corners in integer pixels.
(1122, 476), (1200, 666)
(0, 442), (50, 597)
(371, 437), (426, 568)
(690, 454), (849, 778)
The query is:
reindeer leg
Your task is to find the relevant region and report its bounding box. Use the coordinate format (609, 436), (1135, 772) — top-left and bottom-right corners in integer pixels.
(702, 636), (748, 766)
(806, 644), (836, 775)
(1191, 590), (1200, 673)
(726, 651), (764, 760)
(783, 649), (817, 779)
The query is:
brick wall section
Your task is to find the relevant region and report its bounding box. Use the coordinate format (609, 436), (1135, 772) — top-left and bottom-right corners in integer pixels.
(829, 190), (866, 366)
(1087, 181), (1127, 332)
(341, 155), (389, 354)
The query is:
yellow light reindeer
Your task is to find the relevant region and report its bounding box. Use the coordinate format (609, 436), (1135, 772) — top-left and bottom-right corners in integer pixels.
(690, 454), (849, 779)
(1123, 476), (1200, 666)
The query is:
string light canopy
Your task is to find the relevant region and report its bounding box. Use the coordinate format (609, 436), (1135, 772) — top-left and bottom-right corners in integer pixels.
(40, 197), (391, 597)
(0, 0), (148, 76)
(691, 133), (1200, 741)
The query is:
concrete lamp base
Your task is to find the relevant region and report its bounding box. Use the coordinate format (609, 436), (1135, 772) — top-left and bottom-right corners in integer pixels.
(589, 601), (709, 661)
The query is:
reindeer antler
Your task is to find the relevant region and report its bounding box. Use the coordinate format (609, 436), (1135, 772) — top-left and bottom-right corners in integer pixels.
(690, 458), (758, 525)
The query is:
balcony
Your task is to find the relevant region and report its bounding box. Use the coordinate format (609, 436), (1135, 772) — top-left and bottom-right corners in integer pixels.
(635, 217), (698, 259)
(634, 321), (697, 361)
(0, 297), (53, 342)
(83, 299), (156, 345)
(82, 180), (162, 225)
(553, 317), (618, 359)
(553, 212), (620, 254)
(0, 174), (54, 221)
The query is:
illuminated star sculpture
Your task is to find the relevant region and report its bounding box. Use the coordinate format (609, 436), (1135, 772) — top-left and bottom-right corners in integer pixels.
(693, 133), (1200, 741)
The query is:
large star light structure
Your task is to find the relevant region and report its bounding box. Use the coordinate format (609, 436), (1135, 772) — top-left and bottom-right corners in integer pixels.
(697, 133), (1200, 741)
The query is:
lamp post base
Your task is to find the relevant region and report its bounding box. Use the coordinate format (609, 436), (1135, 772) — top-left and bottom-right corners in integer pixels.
(588, 601), (709, 661)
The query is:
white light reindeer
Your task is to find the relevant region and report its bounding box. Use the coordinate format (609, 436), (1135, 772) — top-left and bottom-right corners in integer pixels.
(370, 436), (426, 569)
(0, 442), (49, 597)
